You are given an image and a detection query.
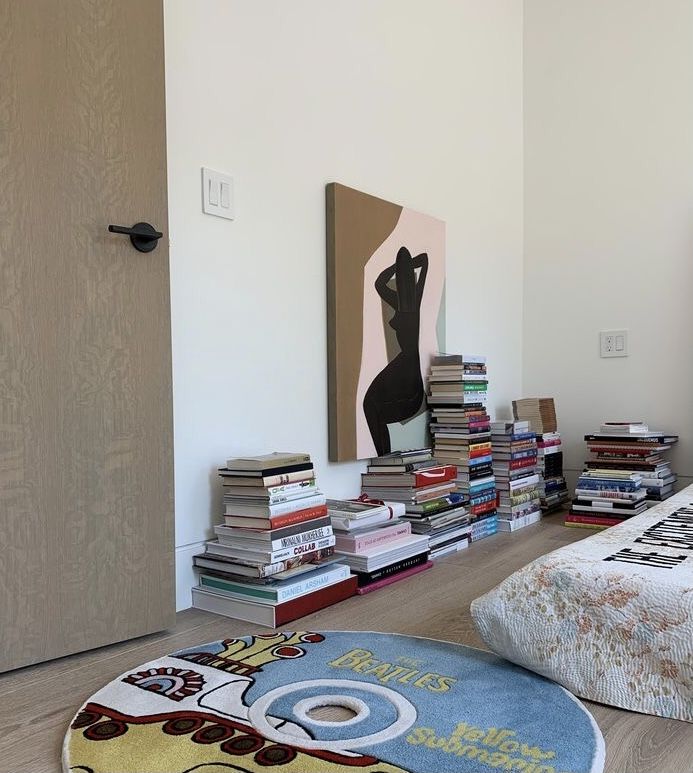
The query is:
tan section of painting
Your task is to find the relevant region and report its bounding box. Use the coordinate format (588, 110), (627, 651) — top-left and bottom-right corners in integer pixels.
(326, 184), (402, 461)
(356, 208), (445, 459)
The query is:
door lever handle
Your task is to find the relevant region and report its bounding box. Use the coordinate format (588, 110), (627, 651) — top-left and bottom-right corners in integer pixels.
(108, 222), (163, 253)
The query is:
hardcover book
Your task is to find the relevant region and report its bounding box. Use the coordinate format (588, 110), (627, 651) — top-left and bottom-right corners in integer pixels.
(191, 575), (357, 627)
(223, 504), (329, 529)
(225, 452), (311, 470)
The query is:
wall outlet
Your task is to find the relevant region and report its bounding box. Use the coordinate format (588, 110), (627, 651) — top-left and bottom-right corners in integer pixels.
(600, 329), (628, 358)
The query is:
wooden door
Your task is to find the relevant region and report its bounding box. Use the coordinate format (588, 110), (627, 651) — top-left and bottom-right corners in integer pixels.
(0, 0), (174, 671)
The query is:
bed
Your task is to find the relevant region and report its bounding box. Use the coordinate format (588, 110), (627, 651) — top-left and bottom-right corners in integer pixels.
(471, 486), (693, 722)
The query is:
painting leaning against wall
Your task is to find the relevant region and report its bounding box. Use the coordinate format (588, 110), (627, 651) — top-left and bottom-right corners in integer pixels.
(326, 183), (446, 462)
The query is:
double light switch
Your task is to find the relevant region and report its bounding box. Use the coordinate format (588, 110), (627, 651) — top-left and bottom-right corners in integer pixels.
(202, 167), (234, 220)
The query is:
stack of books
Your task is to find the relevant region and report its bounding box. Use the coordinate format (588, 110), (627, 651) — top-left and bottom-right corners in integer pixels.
(491, 420), (541, 532)
(469, 511), (499, 542)
(512, 397), (558, 434)
(536, 432), (570, 512)
(327, 496), (432, 594)
(360, 448), (471, 558)
(191, 452), (356, 626)
(566, 470), (648, 530)
(427, 354), (497, 543)
(566, 423), (679, 529)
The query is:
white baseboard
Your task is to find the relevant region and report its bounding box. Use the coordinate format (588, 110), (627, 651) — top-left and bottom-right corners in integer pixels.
(175, 541), (206, 611)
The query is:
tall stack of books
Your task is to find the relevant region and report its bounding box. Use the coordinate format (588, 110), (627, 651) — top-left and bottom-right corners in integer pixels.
(427, 354), (497, 543)
(360, 448), (472, 558)
(566, 422), (679, 529)
(327, 496), (432, 594)
(513, 397), (568, 513)
(191, 452), (356, 625)
(491, 420), (541, 532)
(536, 432), (570, 512)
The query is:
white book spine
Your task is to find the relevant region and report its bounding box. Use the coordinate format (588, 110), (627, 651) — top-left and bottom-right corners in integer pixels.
(264, 493), (326, 515)
(274, 565), (351, 603)
(231, 535), (336, 563)
(221, 525), (334, 551)
(225, 488), (320, 506)
(225, 493), (326, 517)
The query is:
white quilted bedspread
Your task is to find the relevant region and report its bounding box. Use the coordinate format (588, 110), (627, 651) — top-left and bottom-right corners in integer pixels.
(471, 487), (693, 722)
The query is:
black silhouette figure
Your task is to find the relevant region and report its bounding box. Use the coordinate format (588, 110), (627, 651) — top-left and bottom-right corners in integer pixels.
(363, 246), (428, 456)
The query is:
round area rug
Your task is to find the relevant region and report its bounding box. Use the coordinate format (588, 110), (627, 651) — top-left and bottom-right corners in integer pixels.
(63, 631), (605, 773)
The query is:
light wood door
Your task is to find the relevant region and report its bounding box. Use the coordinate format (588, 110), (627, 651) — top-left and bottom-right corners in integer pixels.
(0, 0), (174, 671)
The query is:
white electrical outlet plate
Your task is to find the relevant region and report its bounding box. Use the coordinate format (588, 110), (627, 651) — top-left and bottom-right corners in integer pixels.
(600, 329), (628, 358)
(202, 167), (234, 220)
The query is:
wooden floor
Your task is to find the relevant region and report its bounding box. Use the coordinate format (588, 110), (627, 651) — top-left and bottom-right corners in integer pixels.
(2, 517), (692, 773)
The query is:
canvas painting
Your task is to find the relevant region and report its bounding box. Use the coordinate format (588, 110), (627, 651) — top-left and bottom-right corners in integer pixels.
(326, 183), (446, 462)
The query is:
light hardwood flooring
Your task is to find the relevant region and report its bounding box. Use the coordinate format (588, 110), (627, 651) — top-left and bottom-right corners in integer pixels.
(2, 517), (692, 773)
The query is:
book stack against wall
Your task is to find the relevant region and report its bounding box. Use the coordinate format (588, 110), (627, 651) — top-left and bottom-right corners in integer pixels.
(427, 354), (498, 543)
(566, 470), (647, 530)
(566, 422), (679, 529)
(535, 433), (570, 513)
(491, 420), (541, 532)
(327, 494), (432, 595)
(512, 397), (568, 513)
(191, 452), (356, 626)
(360, 448), (471, 559)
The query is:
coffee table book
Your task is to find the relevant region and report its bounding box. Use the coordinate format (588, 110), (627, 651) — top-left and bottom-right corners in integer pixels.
(191, 575), (357, 627)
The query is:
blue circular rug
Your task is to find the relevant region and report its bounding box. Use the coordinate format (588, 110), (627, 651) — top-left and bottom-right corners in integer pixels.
(64, 631), (604, 772)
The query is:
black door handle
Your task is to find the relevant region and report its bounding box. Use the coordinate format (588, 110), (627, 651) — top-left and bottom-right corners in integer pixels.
(108, 222), (163, 253)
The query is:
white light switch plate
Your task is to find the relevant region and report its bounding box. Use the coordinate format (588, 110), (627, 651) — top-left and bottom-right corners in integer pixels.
(600, 329), (628, 358)
(202, 167), (234, 220)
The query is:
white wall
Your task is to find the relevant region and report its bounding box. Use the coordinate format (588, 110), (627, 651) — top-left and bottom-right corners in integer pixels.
(165, 1), (524, 608)
(523, 0), (693, 489)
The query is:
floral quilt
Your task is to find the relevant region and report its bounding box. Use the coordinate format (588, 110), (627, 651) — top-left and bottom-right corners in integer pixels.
(471, 488), (693, 722)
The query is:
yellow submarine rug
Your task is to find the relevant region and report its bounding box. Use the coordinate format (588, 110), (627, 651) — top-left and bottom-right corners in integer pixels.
(63, 631), (604, 773)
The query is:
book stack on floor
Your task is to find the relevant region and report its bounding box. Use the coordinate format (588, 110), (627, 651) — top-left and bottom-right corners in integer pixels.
(566, 422), (679, 529)
(566, 470), (648, 530)
(512, 397), (568, 514)
(586, 422), (679, 506)
(360, 448), (471, 559)
(535, 432), (570, 513)
(327, 494), (433, 594)
(491, 420), (541, 532)
(427, 354), (497, 543)
(191, 452), (356, 626)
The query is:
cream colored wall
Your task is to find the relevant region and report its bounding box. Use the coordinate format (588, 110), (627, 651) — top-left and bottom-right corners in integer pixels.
(523, 0), (693, 489)
(164, 1), (524, 608)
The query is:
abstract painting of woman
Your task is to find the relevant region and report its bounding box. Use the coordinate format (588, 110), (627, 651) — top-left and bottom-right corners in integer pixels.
(326, 183), (445, 462)
(363, 247), (428, 455)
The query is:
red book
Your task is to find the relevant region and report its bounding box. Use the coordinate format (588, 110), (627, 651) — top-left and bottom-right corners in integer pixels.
(565, 513), (622, 527)
(508, 458), (537, 470)
(588, 445), (659, 455)
(360, 465), (457, 488)
(274, 575), (357, 625)
(224, 504), (328, 529)
(470, 500), (496, 516)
